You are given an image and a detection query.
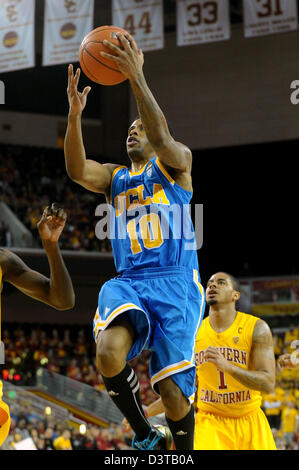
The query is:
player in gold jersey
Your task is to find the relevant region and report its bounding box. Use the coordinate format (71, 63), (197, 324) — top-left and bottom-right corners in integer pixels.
(0, 204), (75, 447)
(123, 272), (277, 450)
(194, 272), (276, 450)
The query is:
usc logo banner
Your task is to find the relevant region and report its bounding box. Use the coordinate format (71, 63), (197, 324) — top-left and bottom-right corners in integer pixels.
(0, 0), (35, 72)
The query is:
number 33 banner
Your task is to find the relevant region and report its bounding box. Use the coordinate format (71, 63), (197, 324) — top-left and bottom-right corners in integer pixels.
(243, 0), (298, 38)
(176, 0), (231, 46)
(112, 0), (164, 52)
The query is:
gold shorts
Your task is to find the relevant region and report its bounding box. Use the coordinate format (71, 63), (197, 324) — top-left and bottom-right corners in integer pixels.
(194, 408), (276, 450)
(0, 400), (10, 447)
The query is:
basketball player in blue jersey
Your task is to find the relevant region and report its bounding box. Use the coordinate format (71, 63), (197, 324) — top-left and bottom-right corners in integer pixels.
(64, 33), (205, 450)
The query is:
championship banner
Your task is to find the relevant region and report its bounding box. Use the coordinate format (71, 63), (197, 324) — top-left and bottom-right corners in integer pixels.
(0, 0), (35, 73)
(112, 0), (164, 52)
(252, 278), (299, 316)
(42, 0), (94, 66)
(176, 0), (231, 46)
(243, 0), (298, 38)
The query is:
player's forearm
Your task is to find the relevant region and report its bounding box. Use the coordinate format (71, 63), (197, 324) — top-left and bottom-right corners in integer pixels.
(129, 73), (170, 148)
(42, 239), (75, 310)
(64, 114), (87, 181)
(226, 364), (275, 393)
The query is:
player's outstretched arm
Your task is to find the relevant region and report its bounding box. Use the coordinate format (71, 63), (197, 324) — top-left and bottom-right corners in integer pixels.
(64, 64), (119, 195)
(101, 34), (192, 174)
(204, 320), (276, 393)
(1, 204), (75, 311)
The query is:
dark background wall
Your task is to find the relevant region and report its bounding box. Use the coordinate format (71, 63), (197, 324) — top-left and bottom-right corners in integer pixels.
(130, 24), (299, 150)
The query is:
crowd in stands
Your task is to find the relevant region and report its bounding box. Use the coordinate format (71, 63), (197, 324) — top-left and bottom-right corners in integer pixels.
(1, 324), (159, 407)
(261, 325), (299, 450)
(2, 403), (132, 450)
(0, 144), (112, 252)
(1, 323), (299, 450)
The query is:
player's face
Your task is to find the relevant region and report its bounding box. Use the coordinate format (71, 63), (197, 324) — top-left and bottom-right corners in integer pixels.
(206, 273), (238, 306)
(126, 119), (153, 160)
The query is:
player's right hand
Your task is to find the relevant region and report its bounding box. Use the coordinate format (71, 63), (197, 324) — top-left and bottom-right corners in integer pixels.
(37, 203), (67, 243)
(278, 353), (298, 369)
(67, 64), (91, 116)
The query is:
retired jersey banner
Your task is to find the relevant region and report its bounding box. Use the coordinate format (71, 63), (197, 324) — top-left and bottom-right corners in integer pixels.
(176, 0), (230, 46)
(0, 0), (35, 72)
(42, 0), (94, 66)
(252, 278), (299, 316)
(112, 0), (164, 52)
(243, 0), (298, 38)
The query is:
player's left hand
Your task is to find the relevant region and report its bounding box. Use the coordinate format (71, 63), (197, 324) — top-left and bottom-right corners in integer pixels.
(204, 346), (231, 373)
(37, 203), (67, 243)
(101, 33), (144, 81)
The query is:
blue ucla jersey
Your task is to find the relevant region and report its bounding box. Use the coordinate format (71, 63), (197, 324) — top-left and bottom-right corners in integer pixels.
(109, 156), (199, 274)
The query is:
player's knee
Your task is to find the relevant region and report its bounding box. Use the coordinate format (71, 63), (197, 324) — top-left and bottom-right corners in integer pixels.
(96, 342), (122, 376)
(159, 379), (185, 411)
(96, 334), (127, 375)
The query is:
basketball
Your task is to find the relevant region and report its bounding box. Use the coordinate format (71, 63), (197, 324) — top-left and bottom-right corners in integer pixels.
(79, 25), (128, 86)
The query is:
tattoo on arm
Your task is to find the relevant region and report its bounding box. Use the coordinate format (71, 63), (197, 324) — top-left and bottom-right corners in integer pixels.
(228, 320), (275, 393)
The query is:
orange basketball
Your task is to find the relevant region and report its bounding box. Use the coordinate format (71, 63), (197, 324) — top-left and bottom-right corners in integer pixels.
(79, 25), (128, 86)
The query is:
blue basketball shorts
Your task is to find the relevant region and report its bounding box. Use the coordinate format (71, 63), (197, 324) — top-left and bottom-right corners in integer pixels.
(93, 266), (205, 400)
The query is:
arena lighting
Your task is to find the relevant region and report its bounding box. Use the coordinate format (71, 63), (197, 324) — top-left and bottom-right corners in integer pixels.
(45, 406), (52, 416)
(79, 424), (87, 435)
(13, 374), (21, 382)
(40, 358), (49, 366)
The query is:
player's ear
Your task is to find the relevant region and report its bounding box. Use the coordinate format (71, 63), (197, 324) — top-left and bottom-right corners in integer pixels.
(232, 291), (240, 302)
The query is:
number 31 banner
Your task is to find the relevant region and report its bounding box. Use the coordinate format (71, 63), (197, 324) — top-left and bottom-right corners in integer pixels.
(112, 0), (164, 52)
(243, 0), (298, 38)
(176, 0), (231, 46)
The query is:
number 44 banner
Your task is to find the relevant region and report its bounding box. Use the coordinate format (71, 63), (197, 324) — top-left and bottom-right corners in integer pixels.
(176, 0), (231, 46)
(243, 0), (298, 38)
(112, 0), (164, 52)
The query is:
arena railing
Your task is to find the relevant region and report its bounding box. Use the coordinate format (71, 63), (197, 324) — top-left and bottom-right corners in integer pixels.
(34, 368), (166, 427)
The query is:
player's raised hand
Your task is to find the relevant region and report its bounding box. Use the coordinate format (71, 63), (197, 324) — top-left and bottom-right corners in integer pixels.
(101, 33), (144, 81)
(37, 203), (67, 243)
(67, 64), (91, 116)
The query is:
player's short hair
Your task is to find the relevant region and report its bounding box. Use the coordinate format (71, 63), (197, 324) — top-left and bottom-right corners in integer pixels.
(223, 273), (241, 293)
(133, 115), (174, 137)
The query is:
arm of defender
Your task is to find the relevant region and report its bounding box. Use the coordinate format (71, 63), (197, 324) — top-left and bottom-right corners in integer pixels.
(1, 205), (75, 310)
(2, 248), (74, 310)
(204, 320), (276, 393)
